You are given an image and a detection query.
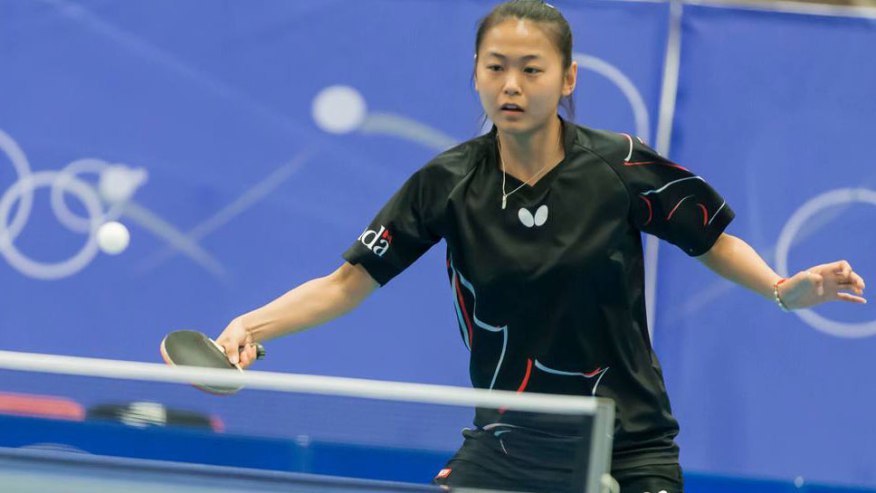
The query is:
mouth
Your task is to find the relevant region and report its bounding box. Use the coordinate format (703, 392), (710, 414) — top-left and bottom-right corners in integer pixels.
(499, 103), (524, 113)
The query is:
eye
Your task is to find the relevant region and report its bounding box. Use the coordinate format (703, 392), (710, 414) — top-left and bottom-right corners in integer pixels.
(524, 67), (543, 75)
(486, 64), (503, 72)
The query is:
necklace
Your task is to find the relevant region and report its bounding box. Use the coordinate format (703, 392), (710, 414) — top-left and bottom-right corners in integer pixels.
(498, 139), (553, 210)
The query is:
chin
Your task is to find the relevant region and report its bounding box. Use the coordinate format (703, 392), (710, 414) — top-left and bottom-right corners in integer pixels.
(493, 116), (548, 136)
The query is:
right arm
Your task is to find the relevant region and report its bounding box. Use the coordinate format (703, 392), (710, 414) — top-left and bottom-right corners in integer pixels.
(216, 262), (379, 366)
(220, 161), (446, 366)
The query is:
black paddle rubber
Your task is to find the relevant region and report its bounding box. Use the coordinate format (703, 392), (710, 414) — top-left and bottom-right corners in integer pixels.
(160, 330), (265, 395)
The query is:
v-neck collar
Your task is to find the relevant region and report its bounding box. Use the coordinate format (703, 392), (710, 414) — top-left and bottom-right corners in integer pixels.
(489, 116), (577, 194)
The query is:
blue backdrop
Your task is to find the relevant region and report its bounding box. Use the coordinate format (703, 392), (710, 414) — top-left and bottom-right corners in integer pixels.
(653, 3), (876, 488)
(1, 0), (874, 488)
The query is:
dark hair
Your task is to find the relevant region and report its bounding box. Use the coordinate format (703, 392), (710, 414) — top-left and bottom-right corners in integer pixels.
(474, 0), (576, 121)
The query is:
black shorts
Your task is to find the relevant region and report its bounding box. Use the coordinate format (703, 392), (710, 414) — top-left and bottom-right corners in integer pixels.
(432, 428), (684, 493)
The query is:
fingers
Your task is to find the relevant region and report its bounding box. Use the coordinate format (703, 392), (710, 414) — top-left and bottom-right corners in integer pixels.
(830, 261), (866, 295)
(216, 318), (250, 366)
(837, 292), (868, 304)
(217, 336), (241, 366)
(831, 260), (864, 286)
(853, 272), (866, 290)
(796, 261), (867, 307)
(238, 343), (259, 369)
(833, 260), (852, 278)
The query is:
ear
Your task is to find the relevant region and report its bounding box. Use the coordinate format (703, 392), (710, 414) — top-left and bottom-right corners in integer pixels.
(562, 61), (578, 97)
(473, 54), (480, 92)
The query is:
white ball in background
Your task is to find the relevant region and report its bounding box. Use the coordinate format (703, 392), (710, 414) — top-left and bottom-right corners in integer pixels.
(96, 221), (130, 255)
(312, 85), (367, 134)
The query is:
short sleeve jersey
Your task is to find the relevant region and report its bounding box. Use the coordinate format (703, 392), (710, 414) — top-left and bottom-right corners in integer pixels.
(343, 119), (734, 470)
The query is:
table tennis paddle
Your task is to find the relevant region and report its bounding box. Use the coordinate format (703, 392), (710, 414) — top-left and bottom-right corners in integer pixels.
(160, 330), (265, 395)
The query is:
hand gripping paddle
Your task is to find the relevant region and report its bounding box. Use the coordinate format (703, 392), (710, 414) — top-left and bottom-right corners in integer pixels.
(160, 330), (265, 395)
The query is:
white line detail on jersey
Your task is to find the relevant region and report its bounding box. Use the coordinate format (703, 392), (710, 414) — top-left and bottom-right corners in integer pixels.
(450, 259), (508, 390)
(641, 176), (705, 195)
(621, 133), (634, 162)
(534, 360), (610, 396)
(708, 201), (727, 225)
(451, 273), (472, 351)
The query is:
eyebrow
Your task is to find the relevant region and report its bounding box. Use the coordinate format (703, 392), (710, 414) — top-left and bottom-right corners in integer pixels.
(485, 52), (543, 62)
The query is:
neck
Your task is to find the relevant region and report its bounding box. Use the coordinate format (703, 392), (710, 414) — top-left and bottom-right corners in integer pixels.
(497, 117), (565, 180)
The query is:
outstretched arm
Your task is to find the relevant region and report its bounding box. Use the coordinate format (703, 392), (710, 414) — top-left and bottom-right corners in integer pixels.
(696, 233), (866, 309)
(216, 262), (379, 367)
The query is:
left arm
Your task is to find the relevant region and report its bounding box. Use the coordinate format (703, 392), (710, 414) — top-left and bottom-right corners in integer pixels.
(696, 233), (867, 309)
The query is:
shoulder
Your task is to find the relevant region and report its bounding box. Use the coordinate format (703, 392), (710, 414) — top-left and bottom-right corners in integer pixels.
(416, 132), (490, 183)
(392, 133), (488, 211)
(568, 124), (637, 166)
(412, 135), (492, 198)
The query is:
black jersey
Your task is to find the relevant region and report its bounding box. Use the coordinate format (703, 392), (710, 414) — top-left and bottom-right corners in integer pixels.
(343, 118), (733, 470)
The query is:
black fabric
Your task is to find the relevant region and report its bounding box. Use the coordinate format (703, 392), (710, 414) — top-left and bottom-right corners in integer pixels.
(613, 464), (684, 493)
(343, 118), (734, 470)
(432, 428), (684, 493)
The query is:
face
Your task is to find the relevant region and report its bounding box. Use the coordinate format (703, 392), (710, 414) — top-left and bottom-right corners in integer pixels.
(475, 18), (577, 136)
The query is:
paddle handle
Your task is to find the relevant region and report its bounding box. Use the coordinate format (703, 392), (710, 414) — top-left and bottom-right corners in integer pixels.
(209, 338), (266, 361)
(254, 343), (266, 360)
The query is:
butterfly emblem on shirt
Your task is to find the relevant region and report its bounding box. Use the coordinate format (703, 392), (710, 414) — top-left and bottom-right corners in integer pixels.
(518, 205), (548, 228)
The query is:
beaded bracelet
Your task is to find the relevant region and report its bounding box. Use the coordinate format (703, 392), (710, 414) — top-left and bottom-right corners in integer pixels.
(773, 278), (790, 312)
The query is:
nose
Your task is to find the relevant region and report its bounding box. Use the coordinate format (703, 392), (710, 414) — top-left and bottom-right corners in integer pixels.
(502, 73), (522, 96)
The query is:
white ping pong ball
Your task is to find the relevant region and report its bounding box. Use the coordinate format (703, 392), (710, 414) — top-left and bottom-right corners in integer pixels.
(96, 221), (130, 255)
(312, 85), (367, 134)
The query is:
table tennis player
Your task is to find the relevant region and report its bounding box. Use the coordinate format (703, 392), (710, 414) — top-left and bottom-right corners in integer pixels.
(215, 2), (866, 492)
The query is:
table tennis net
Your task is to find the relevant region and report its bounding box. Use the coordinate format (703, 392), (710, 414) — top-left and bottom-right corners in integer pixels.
(0, 350), (615, 493)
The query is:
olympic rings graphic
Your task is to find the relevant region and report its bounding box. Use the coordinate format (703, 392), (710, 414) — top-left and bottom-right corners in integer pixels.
(0, 129), (146, 280)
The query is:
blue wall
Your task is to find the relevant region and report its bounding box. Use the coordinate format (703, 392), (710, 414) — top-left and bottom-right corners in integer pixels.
(653, 4), (876, 488)
(1, 0), (874, 488)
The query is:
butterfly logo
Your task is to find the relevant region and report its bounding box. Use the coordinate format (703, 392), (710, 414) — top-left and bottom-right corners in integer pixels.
(518, 205), (548, 228)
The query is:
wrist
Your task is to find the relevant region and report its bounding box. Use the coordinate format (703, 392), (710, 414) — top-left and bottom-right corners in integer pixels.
(236, 314), (258, 342)
(773, 278), (790, 312)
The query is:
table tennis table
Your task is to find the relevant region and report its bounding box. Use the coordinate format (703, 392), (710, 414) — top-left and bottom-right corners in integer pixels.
(0, 446), (444, 493)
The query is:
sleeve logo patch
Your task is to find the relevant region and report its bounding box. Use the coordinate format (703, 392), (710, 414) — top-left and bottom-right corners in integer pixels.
(358, 225), (392, 257)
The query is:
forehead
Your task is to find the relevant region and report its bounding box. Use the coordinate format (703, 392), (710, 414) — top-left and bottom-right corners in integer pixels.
(479, 18), (560, 60)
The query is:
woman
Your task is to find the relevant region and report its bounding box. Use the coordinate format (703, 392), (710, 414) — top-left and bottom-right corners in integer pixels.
(216, 2), (866, 492)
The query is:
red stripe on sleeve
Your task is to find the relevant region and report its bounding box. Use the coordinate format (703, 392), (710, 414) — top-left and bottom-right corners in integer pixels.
(639, 196), (653, 226)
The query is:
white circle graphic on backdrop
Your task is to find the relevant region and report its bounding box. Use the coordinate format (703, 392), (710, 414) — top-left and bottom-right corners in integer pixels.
(574, 53), (650, 141)
(0, 129), (34, 241)
(0, 171), (103, 280)
(312, 85), (367, 134)
(775, 188), (876, 338)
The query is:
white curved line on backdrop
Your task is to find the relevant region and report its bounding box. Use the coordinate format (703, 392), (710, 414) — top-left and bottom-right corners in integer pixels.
(0, 171), (102, 280)
(0, 129), (34, 241)
(574, 53), (651, 142)
(361, 113), (459, 151)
